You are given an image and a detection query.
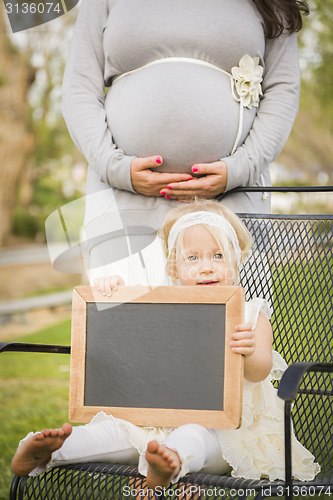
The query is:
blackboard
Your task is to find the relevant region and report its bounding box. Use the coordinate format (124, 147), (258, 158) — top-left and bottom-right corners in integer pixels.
(69, 286), (244, 429)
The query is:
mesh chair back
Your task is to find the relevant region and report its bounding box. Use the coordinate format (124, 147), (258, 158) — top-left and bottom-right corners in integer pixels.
(240, 215), (333, 481)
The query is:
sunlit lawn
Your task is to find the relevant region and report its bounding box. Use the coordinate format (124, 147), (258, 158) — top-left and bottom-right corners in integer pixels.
(0, 320), (71, 499)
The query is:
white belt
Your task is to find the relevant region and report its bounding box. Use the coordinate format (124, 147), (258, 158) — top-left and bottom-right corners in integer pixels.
(112, 55), (263, 156)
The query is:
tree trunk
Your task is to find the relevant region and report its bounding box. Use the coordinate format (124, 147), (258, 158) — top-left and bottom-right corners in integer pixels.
(0, 6), (35, 246)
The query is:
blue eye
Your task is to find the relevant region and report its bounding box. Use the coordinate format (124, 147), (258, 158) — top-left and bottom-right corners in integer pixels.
(214, 253), (223, 260)
(187, 255), (197, 261)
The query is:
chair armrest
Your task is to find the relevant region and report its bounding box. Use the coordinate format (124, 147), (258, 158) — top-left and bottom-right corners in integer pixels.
(0, 342), (70, 355)
(277, 362), (333, 402)
(277, 362), (333, 498)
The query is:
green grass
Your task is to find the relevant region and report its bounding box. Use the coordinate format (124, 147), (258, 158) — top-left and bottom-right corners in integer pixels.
(271, 259), (333, 366)
(0, 320), (71, 499)
(21, 286), (73, 299)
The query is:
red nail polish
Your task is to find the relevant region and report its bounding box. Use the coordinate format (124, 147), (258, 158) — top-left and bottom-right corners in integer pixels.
(165, 196), (172, 200)
(192, 166), (199, 173)
(160, 191), (166, 195)
(167, 186), (172, 189)
(156, 157), (162, 165)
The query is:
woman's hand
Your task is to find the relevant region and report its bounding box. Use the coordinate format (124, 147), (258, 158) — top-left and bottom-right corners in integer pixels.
(230, 323), (256, 357)
(131, 156), (193, 196)
(159, 161), (228, 200)
(94, 275), (125, 296)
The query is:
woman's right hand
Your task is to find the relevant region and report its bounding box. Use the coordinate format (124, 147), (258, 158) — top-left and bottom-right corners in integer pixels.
(130, 156), (193, 196)
(94, 275), (125, 296)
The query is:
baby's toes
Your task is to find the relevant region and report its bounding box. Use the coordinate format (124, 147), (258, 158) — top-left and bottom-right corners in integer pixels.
(34, 433), (45, 441)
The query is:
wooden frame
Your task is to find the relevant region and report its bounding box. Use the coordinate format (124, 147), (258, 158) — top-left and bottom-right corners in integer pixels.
(69, 285), (244, 429)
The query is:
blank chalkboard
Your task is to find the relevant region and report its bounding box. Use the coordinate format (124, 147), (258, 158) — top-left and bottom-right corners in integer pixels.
(69, 286), (244, 429)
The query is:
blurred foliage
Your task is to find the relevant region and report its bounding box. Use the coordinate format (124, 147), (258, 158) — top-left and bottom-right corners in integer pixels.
(271, 0), (333, 192)
(299, 0), (333, 130)
(7, 8), (86, 241)
(12, 208), (41, 239)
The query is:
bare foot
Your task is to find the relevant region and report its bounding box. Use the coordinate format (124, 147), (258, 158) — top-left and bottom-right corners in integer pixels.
(145, 440), (181, 490)
(12, 423), (72, 476)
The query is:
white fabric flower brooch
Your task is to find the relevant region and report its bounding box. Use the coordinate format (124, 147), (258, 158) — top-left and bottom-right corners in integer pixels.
(231, 54), (264, 109)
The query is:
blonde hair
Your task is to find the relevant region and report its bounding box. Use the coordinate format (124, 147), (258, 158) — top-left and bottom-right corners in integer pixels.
(158, 200), (253, 284)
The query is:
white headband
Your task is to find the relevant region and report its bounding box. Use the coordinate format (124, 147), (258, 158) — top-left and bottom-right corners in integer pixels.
(167, 211), (242, 265)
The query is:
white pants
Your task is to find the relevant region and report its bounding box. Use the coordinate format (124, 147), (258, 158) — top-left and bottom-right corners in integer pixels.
(46, 421), (230, 481)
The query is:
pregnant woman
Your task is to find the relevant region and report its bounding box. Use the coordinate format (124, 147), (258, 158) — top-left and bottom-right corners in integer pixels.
(62, 0), (308, 284)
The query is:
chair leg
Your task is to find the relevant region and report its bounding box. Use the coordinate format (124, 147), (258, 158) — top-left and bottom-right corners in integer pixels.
(9, 475), (22, 500)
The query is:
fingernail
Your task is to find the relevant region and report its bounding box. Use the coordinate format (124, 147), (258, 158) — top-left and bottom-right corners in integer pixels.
(160, 191), (166, 195)
(165, 196), (172, 200)
(156, 157), (162, 165)
(192, 166), (199, 173)
(167, 186), (172, 189)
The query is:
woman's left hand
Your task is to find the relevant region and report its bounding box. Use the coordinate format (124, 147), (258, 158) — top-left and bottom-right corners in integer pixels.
(160, 161), (228, 200)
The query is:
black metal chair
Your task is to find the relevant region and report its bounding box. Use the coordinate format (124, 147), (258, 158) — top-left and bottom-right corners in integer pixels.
(1, 191), (332, 500)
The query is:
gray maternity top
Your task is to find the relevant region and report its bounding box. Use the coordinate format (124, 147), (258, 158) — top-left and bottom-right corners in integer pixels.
(62, 0), (300, 234)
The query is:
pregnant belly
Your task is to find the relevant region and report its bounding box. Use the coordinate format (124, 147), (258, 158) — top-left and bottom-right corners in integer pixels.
(105, 62), (256, 174)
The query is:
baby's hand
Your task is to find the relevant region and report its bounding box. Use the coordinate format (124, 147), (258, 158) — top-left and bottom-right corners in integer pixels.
(230, 323), (255, 356)
(94, 275), (125, 296)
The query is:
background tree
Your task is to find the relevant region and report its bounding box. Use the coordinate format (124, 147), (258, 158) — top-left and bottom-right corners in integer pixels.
(307, 0), (333, 126)
(0, 4), (35, 245)
(278, 0), (333, 182)
(0, 6), (84, 246)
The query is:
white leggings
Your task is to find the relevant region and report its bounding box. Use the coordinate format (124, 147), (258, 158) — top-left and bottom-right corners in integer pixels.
(47, 421), (230, 480)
